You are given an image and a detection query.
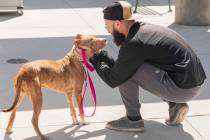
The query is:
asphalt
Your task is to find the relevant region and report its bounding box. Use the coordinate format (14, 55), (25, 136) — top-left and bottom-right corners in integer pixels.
(0, 0), (210, 140)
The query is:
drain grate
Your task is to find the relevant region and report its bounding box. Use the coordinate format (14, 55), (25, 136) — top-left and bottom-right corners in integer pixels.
(6, 58), (28, 64)
(135, 6), (162, 16)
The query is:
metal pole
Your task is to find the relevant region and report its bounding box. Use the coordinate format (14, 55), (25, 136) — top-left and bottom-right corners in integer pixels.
(134, 0), (139, 13)
(168, 0), (172, 12)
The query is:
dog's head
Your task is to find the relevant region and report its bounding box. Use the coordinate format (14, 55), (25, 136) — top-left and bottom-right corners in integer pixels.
(74, 34), (107, 52)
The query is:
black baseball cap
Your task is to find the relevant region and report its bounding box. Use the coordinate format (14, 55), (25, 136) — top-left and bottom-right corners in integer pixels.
(103, 1), (137, 21)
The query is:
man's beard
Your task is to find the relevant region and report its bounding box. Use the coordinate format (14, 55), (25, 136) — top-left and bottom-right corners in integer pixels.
(112, 28), (126, 46)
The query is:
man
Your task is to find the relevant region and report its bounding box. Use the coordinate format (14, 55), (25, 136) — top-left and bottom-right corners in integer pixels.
(75, 1), (206, 132)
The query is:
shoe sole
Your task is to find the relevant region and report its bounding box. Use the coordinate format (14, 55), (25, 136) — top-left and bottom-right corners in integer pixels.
(106, 125), (144, 132)
(166, 105), (189, 126)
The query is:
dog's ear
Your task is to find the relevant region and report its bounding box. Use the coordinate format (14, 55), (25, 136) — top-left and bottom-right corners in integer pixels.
(74, 39), (81, 47)
(76, 34), (82, 39)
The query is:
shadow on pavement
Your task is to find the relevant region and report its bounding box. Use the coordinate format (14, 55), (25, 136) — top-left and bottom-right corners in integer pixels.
(0, 35), (121, 111)
(23, 0), (137, 10)
(0, 31), (209, 111)
(19, 120), (194, 140)
(0, 12), (22, 22)
(22, 0), (175, 10)
(168, 24), (210, 55)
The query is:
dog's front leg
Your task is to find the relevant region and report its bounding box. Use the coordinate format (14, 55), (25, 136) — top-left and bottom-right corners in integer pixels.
(65, 93), (79, 125)
(75, 94), (89, 125)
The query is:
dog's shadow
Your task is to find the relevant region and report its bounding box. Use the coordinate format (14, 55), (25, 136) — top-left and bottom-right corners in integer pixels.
(3, 120), (195, 140)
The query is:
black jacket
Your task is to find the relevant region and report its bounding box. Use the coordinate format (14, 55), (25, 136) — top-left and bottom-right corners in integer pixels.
(90, 22), (206, 89)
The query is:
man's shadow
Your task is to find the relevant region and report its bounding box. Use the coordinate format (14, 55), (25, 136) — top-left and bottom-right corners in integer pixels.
(4, 120), (195, 140)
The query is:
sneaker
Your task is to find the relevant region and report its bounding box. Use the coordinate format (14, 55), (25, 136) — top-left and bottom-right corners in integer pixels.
(106, 116), (144, 132)
(165, 103), (189, 126)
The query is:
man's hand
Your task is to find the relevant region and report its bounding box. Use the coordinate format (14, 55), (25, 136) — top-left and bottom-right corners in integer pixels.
(74, 47), (95, 61)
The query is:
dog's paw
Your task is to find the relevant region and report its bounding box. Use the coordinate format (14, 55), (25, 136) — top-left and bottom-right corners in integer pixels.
(40, 135), (49, 140)
(80, 121), (90, 125)
(72, 122), (80, 125)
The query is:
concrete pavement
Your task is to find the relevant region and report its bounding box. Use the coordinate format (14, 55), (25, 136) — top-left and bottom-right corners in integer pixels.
(0, 0), (210, 140)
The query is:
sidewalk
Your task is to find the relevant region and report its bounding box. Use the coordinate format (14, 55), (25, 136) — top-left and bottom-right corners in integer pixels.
(0, 0), (210, 140)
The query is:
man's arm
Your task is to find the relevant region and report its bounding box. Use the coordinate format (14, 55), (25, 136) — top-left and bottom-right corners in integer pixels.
(90, 45), (144, 88)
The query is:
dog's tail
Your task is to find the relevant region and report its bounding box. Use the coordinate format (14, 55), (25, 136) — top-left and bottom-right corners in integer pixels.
(2, 75), (23, 112)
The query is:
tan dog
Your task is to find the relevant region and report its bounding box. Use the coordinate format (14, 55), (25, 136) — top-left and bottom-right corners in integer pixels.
(2, 34), (106, 140)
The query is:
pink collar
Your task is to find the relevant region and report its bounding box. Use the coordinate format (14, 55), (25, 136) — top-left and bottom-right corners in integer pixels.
(81, 49), (94, 72)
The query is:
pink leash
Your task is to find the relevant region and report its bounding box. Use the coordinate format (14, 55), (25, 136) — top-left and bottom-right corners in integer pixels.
(80, 49), (96, 117)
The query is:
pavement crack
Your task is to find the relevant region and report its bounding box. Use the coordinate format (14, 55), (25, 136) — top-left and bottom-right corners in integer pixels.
(186, 119), (206, 140)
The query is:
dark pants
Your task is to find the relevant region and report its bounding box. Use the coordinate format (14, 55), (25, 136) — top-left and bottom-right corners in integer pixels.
(119, 63), (201, 117)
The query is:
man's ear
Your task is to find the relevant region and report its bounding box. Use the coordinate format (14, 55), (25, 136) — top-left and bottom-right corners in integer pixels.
(113, 20), (121, 30)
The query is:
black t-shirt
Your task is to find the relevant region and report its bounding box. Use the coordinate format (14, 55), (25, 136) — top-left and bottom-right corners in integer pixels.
(90, 22), (206, 89)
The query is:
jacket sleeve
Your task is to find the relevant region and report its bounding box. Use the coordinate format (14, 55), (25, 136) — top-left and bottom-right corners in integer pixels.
(90, 44), (145, 88)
